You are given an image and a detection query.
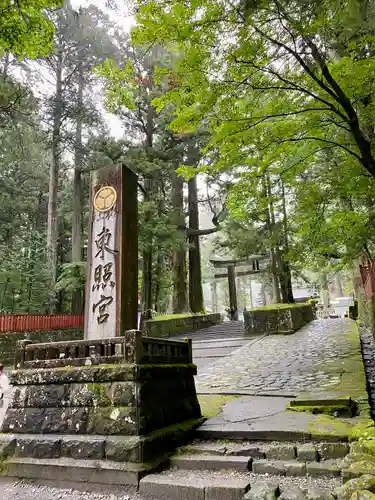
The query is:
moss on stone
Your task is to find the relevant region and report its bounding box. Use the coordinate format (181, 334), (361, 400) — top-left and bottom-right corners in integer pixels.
(248, 303), (310, 312)
(354, 439), (375, 458)
(147, 313), (198, 322)
(309, 414), (353, 440)
(198, 394), (239, 419)
(347, 460), (375, 476)
(351, 491), (375, 500)
(335, 475), (375, 500)
(350, 421), (375, 441)
(288, 404), (355, 417)
(341, 453), (375, 469)
(87, 382), (112, 406)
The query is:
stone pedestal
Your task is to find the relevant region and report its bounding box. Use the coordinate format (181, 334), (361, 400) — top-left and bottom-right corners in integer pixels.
(0, 332), (202, 489)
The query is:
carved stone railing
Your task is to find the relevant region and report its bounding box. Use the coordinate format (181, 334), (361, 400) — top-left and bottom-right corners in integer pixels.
(15, 329), (192, 369)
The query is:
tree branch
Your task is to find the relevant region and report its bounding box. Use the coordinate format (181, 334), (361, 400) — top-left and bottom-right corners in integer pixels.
(264, 136), (362, 162)
(231, 55), (347, 120)
(186, 227), (219, 237)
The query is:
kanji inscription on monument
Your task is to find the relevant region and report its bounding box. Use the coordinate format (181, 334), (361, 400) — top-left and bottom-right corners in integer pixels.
(84, 165), (138, 340)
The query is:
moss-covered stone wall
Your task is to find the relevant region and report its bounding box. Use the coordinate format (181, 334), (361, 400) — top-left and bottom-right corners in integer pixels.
(244, 303), (314, 335)
(358, 289), (375, 338)
(143, 313), (222, 338)
(0, 329), (83, 366)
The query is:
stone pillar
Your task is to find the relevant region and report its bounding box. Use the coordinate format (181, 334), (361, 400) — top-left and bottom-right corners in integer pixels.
(211, 281), (218, 313)
(248, 276), (253, 308)
(227, 265), (238, 320)
(320, 272), (330, 308)
(84, 164), (138, 339)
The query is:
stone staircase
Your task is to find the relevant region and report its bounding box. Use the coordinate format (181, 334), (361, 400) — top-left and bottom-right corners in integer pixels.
(173, 320), (245, 341)
(139, 438), (349, 499)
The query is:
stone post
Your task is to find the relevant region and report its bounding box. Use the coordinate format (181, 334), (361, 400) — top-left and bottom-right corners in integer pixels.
(15, 340), (33, 369)
(227, 265), (238, 320)
(84, 164), (138, 339)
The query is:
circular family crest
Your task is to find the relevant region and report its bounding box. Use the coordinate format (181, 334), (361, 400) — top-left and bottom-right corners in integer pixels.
(93, 186), (117, 212)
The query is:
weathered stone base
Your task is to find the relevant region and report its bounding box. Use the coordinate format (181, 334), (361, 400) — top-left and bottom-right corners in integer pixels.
(0, 418), (204, 486)
(1, 333), (203, 487)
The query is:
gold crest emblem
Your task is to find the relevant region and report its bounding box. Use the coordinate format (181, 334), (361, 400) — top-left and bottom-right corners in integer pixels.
(93, 186), (117, 212)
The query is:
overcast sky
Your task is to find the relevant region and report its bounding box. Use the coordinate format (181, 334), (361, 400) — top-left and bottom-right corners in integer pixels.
(69, 0), (135, 138)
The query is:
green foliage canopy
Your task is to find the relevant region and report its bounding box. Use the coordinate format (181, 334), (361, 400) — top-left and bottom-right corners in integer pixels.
(132, 0), (375, 178)
(0, 0), (61, 57)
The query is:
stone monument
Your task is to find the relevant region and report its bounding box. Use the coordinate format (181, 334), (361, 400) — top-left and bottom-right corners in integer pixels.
(85, 164), (138, 339)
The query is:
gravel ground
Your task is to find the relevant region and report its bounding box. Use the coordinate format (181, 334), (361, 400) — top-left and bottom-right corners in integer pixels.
(1, 480), (142, 500)
(359, 327), (375, 419)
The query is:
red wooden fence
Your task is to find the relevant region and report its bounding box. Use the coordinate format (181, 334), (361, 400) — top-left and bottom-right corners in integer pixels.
(0, 315), (84, 333)
(360, 260), (375, 299)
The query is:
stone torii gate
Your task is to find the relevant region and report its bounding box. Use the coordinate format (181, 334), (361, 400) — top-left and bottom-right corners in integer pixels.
(209, 255), (269, 320)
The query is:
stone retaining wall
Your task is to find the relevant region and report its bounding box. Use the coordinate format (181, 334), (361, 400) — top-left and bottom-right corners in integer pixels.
(143, 313), (222, 338)
(358, 289), (375, 337)
(244, 304), (314, 335)
(0, 329), (83, 366)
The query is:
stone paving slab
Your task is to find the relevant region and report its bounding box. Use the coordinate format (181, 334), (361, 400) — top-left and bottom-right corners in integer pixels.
(195, 319), (363, 397)
(196, 397), (315, 441)
(193, 348), (242, 358)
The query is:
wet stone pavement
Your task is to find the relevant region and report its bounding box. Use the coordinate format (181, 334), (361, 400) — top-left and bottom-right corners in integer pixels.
(194, 319), (354, 396)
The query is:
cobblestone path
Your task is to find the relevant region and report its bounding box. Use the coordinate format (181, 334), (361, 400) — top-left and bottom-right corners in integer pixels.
(195, 319), (356, 396)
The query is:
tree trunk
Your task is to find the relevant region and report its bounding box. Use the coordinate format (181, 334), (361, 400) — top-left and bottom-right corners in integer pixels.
(276, 249), (294, 303)
(71, 52), (84, 314)
(153, 249), (163, 312)
(263, 175), (281, 303)
(280, 179), (294, 303)
(188, 173), (204, 313)
(320, 272), (330, 308)
(47, 49), (63, 313)
(141, 103), (155, 320)
(334, 272), (343, 298)
(141, 229), (153, 319)
(2, 52), (9, 77)
(171, 169), (188, 313)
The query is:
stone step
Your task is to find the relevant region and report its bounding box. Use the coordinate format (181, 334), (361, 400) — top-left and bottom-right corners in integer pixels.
(182, 440), (349, 461)
(139, 470), (250, 500)
(170, 454), (252, 472)
(251, 459), (341, 478)
(139, 470), (340, 500)
(2, 456), (143, 490)
(170, 452), (342, 478)
(195, 427), (313, 441)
